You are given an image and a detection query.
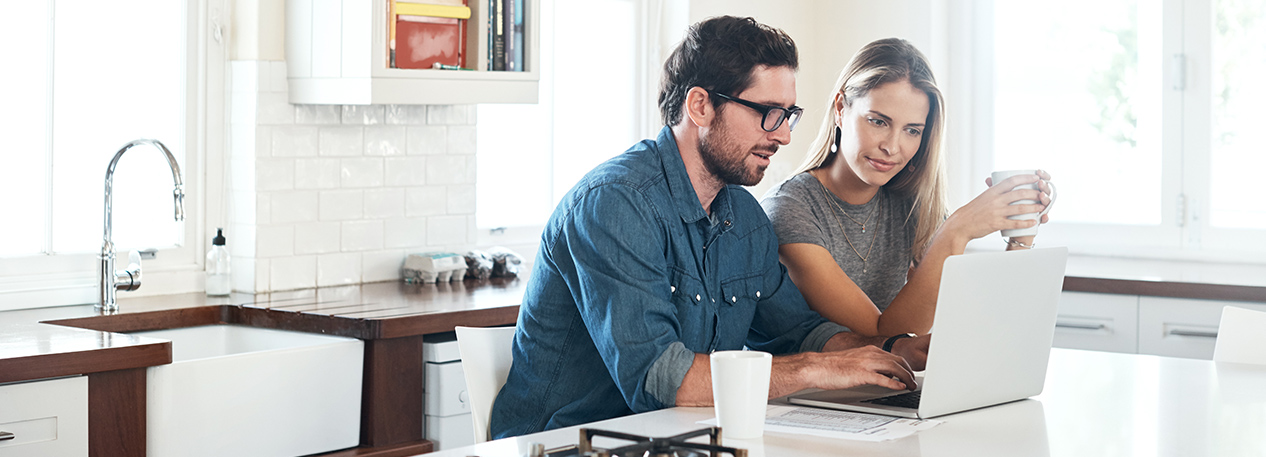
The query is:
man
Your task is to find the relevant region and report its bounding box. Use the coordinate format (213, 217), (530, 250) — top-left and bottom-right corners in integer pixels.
(490, 16), (929, 439)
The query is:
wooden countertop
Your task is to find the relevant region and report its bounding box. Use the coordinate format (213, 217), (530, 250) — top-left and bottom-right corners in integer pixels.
(1061, 255), (1266, 303)
(0, 277), (527, 385)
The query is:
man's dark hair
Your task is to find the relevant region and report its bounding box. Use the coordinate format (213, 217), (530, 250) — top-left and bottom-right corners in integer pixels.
(658, 16), (799, 127)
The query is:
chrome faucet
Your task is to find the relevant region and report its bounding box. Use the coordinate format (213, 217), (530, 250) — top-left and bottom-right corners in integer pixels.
(98, 139), (185, 313)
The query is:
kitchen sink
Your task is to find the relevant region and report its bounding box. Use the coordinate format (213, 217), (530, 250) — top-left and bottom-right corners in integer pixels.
(129, 324), (363, 457)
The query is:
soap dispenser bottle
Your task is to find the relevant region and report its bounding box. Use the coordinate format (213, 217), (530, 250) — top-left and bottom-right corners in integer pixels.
(206, 228), (231, 296)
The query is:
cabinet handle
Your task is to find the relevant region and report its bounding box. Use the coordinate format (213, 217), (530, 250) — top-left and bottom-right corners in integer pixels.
(0, 430), (13, 441)
(1167, 329), (1218, 338)
(1056, 322), (1107, 331)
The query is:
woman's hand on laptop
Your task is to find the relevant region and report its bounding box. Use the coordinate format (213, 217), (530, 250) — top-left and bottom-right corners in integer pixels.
(889, 334), (930, 371)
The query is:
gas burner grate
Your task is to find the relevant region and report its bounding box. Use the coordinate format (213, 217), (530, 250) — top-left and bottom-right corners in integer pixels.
(533, 427), (746, 457)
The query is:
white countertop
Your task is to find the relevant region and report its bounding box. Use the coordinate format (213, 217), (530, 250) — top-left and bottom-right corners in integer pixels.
(424, 348), (1266, 457)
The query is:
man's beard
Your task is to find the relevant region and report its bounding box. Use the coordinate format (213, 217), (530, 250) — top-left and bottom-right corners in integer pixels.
(697, 120), (775, 187)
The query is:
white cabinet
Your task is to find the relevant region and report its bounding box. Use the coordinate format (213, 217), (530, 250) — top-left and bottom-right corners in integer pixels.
(423, 332), (474, 450)
(1137, 297), (1266, 359)
(1054, 292), (1139, 353)
(286, 0), (539, 105)
(0, 376), (88, 457)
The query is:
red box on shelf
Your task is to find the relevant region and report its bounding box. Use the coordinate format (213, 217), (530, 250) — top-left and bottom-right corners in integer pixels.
(394, 15), (466, 69)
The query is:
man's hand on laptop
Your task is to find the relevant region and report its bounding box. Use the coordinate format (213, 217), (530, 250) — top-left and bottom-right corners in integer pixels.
(889, 334), (930, 371)
(772, 346), (918, 395)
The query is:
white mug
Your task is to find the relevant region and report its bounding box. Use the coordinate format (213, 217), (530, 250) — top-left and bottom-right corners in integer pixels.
(990, 169), (1057, 238)
(710, 350), (772, 440)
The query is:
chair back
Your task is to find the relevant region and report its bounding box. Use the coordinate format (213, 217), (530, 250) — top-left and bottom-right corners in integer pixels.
(455, 325), (517, 443)
(1213, 306), (1266, 364)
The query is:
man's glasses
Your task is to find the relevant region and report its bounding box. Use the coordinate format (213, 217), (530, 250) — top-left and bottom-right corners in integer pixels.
(709, 90), (804, 132)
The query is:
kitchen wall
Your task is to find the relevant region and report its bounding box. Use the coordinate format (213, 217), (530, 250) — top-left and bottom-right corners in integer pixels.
(226, 61), (478, 293)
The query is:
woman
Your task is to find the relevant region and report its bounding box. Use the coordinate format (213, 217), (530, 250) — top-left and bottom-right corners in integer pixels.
(760, 38), (1052, 337)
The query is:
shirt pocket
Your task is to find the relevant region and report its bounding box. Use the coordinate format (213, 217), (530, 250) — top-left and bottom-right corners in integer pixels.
(669, 269), (712, 351)
(716, 276), (762, 350)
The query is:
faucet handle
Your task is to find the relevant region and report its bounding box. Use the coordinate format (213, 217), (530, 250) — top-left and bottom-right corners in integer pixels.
(114, 250), (143, 291)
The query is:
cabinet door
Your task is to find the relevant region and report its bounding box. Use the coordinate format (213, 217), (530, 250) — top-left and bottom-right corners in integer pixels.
(1138, 297), (1266, 359)
(1053, 292), (1139, 353)
(0, 376), (88, 457)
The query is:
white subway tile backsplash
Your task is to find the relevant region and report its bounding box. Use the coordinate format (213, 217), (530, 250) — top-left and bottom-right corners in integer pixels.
(342, 105), (384, 125)
(256, 224), (295, 258)
(296, 104), (342, 124)
(406, 187), (447, 217)
(271, 255), (317, 291)
(231, 91), (258, 126)
(257, 91), (296, 125)
(363, 188), (404, 219)
(384, 217), (427, 249)
(386, 105), (429, 125)
(317, 252), (362, 287)
(362, 249), (404, 282)
(406, 126), (447, 155)
(226, 61), (482, 292)
(230, 61), (259, 94)
(425, 156), (467, 185)
(447, 185), (476, 215)
(384, 157), (427, 186)
(446, 125), (477, 155)
(340, 158), (384, 188)
(365, 126), (407, 156)
(267, 61), (289, 93)
(294, 158), (340, 189)
(341, 220), (384, 251)
(319, 189), (364, 221)
(427, 215), (469, 246)
(428, 105), (475, 125)
(319, 126), (365, 157)
(271, 126), (320, 157)
(271, 191), (320, 224)
(256, 159), (295, 191)
(294, 221), (341, 254)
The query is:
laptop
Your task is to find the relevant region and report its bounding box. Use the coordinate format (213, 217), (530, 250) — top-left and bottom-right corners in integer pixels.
(788, 247), (1069, 419)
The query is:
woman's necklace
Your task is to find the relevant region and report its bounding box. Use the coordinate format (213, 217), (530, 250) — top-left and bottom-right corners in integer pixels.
(816, 177), (880, 273)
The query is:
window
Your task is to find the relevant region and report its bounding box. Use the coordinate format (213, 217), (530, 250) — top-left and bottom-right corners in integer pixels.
(965, 0), (1266, 261)
(476, 0), (656, 252)
(0, 0), (216, 309)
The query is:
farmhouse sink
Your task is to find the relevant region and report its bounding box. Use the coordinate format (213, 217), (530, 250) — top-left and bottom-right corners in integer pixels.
(129, 324), (363, 457)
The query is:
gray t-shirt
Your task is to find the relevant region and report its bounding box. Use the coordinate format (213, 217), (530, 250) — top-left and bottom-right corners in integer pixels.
(760, 172), (917, 311)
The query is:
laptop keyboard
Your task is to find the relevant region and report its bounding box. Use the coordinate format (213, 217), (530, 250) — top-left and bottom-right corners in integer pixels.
(861, 390), (921, 408)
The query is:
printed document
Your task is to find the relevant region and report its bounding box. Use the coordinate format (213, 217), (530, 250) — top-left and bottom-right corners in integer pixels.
(699, 405), (941, 442)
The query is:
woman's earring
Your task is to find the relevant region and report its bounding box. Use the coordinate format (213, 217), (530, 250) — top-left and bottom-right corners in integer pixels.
(830, 126), (841, 154)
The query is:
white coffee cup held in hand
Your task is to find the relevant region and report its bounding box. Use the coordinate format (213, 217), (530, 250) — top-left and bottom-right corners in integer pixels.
(710, 350), (772, 440)
(990, 169), (1057, 238)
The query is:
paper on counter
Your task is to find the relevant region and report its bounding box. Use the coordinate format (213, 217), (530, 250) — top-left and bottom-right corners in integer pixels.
(698, 405), (941, 442)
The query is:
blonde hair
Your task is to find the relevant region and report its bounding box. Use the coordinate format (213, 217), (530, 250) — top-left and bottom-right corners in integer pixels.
(792, 38), (948, 262)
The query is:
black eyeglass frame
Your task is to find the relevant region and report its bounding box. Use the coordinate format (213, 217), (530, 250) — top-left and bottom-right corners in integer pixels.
(708, 90), (804, 132)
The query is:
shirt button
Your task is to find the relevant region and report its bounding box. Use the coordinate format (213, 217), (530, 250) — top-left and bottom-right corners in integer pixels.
(731, 296), (737, 303)
(756, 291), (761, 298)
(711, 298), (715, 303)
(671, 285), (676, 293)
(695, 294), (701, 301)
(724, 220), (731, 226)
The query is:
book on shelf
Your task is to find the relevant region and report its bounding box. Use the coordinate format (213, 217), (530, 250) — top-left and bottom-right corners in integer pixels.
(510, 0), (524, 71)
(391, 1), (472, 70)
(491, 0), (505, 71)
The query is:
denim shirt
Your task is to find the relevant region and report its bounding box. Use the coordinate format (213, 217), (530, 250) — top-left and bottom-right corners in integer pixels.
(489, 127), (845, 439)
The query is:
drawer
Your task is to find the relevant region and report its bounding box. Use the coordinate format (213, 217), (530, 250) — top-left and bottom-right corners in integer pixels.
(0, 376), (88, 457)
(424, 413), (474, 450)
(423, 332), (461, 363)
(1138, 297), (1266, 359)
(425, 359), (470, 417)
(1052, 292), (1138, 353)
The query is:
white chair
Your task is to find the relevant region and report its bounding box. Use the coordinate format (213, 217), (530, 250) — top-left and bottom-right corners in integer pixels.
(1213, 306), (1266, 365)
(455, 325), (517, 443)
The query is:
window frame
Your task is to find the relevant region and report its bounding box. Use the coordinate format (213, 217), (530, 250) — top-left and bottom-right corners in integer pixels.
(955, 0), (1265, 263)
(0, 0), (226, 311)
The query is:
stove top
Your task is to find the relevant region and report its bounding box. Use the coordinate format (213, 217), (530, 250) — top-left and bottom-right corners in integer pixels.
(533, 427), (747, 457)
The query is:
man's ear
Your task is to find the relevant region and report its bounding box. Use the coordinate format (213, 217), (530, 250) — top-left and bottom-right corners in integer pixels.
(683, 87), (716, 128)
